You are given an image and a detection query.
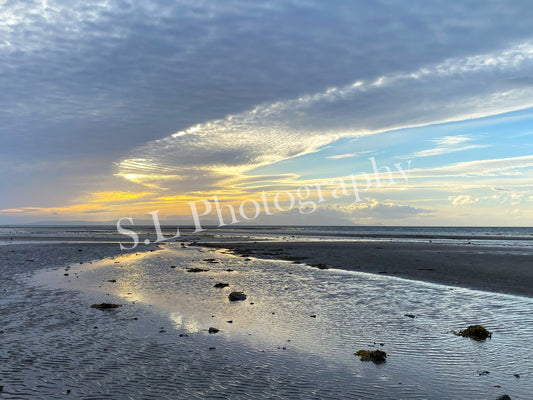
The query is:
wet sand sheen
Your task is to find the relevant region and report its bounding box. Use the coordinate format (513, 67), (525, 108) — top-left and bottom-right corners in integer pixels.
(26, 243), (533, 399)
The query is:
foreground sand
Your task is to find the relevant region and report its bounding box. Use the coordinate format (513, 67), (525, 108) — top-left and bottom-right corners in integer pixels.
(2, 239), (531, 399)
(199, 240), (533, 297)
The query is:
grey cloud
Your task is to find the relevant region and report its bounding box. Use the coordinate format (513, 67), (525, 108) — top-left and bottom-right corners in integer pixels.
(3, 0), (533, 210)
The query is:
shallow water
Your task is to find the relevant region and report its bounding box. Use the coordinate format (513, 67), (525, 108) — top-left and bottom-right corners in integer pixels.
(32, 244), (533, 399)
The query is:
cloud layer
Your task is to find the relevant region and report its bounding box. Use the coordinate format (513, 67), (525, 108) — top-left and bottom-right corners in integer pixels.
(117, 40), (533, 194)
(2, 0), (533, 224)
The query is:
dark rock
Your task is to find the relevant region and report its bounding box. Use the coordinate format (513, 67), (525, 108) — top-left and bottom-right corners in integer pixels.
(227, 320), (233, 323)
(179, 333), (188, 337)
(404, 314), (416, 318)
(213, 283), (230, 288)
(355, 349), (387, 364)
(513, 374), (520, 378)
(310, 314), (317, 318)
(228, 291), (247, 301)
(64, 273), (69, 276)
(454, 325), (492, 341)
(186, 267), (209, 273)
(478, 370), (490, 376)
(90, 303), (122, 310)
(208, 327), (219, 334)
(225, 268), (234, 272)
(496, 396), (511, 400)
(170, 265), (176, 268)
(107, 279), (117, 283)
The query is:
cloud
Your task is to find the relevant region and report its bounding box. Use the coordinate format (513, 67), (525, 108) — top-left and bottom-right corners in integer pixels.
(116, 39), (533, 198)
(3, 1), (533, 221)
(327, 154), (358, 160)
(342, 198), (432, 220)
(408, 135), (489, 158)
(410, 154), (533, 178)
(449, 194), (475, 206)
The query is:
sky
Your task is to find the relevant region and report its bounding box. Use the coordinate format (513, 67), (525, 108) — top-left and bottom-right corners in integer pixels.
(1, 0), (533, 226)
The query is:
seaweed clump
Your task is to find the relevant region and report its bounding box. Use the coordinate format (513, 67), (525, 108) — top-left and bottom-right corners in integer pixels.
(454, 325), (492, 341)
(91, 303), (122, 310)
(355, 349), (387, 364)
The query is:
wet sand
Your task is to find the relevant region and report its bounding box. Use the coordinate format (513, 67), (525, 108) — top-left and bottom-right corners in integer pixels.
(2, 238), (532, 399)
(199, 241), (533, 297)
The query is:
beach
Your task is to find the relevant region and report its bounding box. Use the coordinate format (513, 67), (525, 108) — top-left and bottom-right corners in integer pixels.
(200, 240), (533, 297)
(1, 226), (532, 399)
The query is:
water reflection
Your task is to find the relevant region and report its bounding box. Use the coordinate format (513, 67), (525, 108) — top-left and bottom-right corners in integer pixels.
(34, 244), (533, 399)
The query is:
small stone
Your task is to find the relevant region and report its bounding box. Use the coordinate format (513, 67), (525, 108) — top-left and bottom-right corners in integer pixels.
(107, 279), (117, 283)
(186, 267), (209, 273)
(90, 303), (122, 310)
(213, 283), (230, 288)
(404, 314), (416, 318)
(355, 349), (387, 364)
(496, 396), (511, 400)
(309, 314), (317, 318)
(513, 374), (520, 378)
(208, 327), (219, 334)
(478, 370), (490, 376)
(454, 325), (492, 341)
(228, 291), (247, 301)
